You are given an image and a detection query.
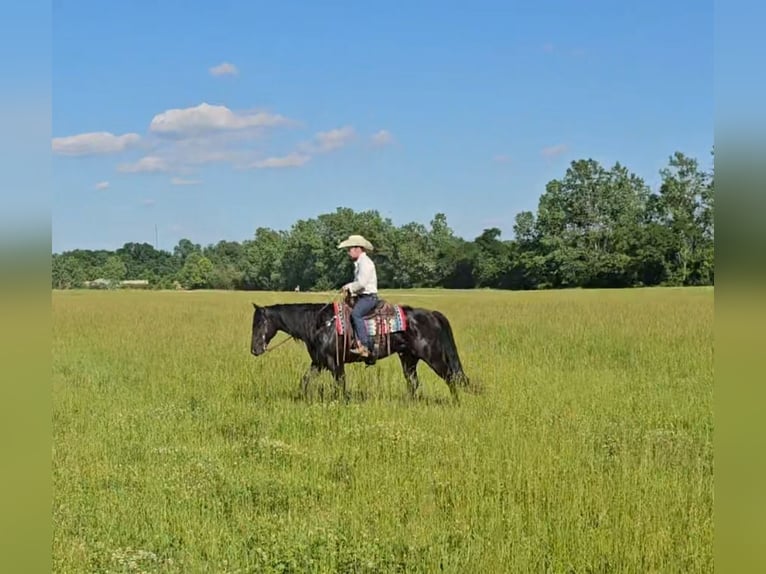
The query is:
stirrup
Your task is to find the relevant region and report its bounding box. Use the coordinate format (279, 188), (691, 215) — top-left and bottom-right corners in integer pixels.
(350, 343), (370, 357)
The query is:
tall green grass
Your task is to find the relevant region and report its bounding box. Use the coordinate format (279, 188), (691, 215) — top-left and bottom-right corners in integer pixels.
(53, 287), (713, 572)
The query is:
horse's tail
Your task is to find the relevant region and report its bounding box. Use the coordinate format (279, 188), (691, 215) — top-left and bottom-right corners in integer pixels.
(433, 310), (469, 387)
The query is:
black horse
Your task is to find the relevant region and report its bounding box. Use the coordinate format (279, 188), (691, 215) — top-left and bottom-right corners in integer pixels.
(250, 298), (470, 401)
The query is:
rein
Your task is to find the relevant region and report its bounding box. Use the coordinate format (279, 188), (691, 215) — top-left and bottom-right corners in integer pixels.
(317, 291), (347, 316)
(318, 292), (351, 366)
(264, 335), (295, 353)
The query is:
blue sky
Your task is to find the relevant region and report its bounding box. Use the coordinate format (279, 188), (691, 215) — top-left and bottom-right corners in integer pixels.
(51, 0), (713, 253)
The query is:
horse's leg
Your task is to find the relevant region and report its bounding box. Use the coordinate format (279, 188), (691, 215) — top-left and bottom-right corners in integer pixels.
(420, 350), (460, 404)
(338, 366), (348, 402)
(332, 363), (348, 403)
(301, 362), (320, 399)
(398, 351), (421, 399)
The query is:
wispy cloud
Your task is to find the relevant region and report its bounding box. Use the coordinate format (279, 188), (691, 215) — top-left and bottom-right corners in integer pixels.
(117, 155), (171, 173)
(52, 132), (141, 156)
(249, 153), (311, 169)
(141, 199), (156, 207)
(209, 62), (238, 76)
(94, 181), (110, 190)
(299, 126), (356, 154)
(371, 129), (394, 147)
(118, 140), (262, 175)
(493, 154), (512, 164)
(541, 144), (569, 158)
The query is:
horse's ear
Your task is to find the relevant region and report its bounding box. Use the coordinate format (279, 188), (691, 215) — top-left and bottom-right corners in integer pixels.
(252, 302), (258, 309)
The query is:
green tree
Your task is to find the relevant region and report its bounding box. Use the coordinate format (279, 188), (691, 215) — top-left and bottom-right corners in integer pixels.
(51, 255), (87, 289)
(177, 253), (214, 289)
(203, 240), (246, 289)
(102, 255), (127, 284)
(441, 239), (478, 289)
(242, 228), (288, 290)
(473, 228), (515, 288)
(388, 222), (437, 288)
(428, 213), (461, 286)
(510, 210), (544, 288)
(652, 151), (714, 285)
(532, 159), (650, 288)
(173, 239), (201, 266)
(280, 218), (325, 291)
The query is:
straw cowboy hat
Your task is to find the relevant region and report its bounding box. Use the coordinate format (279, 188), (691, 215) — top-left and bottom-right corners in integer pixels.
(337, 234), (374, 251)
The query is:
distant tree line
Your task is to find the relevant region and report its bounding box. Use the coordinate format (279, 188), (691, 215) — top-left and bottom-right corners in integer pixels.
(52, 150), (714, 291)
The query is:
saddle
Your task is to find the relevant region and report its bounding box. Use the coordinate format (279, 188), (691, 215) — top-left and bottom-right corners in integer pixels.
(355, 297), (393, 317)
(331, 294), (408, 347)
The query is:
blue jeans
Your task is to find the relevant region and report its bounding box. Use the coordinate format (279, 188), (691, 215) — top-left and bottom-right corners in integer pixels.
(351, 294), (377, 350)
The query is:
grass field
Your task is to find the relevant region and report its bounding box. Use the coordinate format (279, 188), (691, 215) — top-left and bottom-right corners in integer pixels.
(52, 287), (713, 573)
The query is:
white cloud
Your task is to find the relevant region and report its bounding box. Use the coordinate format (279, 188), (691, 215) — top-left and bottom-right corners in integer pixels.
(142, 199), (156, 207)
(94, 181), (110, 190)
(315, 126), (355, 152)
(149, 102), (292, 138)
(250, 153), (310, 169)
(117, 155), (170, 173)
(209, 62), (238, 76)
(298, 125), (355, 155)
(371, 129), (394, 146)
(171, 176), (202, 185)
(493, 154), (512, 164)
(541, 144), (568, 158)
(52, 131), (140, 156)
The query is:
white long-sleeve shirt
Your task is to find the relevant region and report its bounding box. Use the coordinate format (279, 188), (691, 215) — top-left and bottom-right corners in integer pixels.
(344, 252), (378, 295)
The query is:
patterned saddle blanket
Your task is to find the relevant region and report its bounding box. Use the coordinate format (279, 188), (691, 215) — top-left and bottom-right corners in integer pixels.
(332, 299), (408, 338)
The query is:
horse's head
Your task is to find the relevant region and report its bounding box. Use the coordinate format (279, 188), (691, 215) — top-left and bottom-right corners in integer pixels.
(251, 303), (277, 356)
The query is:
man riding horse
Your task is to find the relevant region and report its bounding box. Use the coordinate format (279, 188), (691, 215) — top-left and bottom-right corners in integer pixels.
(249, 232), (471, 401)
(337, 234), (378, 359)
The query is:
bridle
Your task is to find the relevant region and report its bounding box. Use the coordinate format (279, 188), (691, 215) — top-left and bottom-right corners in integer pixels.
(254, 317), (295, 354)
